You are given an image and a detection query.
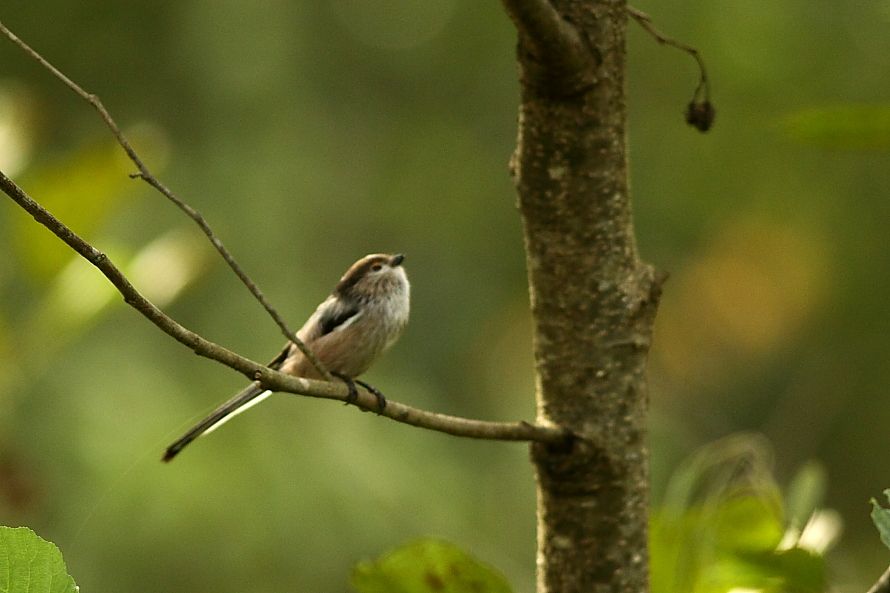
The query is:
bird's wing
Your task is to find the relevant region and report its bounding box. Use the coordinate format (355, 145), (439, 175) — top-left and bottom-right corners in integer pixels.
(302, 295), (362, 341)
(268, 296), (361, 374)
(267, 342), (292, 369)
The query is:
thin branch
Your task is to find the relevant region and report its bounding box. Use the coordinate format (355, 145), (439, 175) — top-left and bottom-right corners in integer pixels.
(626, 6), (710, 101)
(0, 169), (570, 446)
(868, 565), (890, 593)
(0, 19), (333, 381)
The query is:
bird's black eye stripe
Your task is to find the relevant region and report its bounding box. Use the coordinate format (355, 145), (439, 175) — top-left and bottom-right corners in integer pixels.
(371, 263), (383, 271)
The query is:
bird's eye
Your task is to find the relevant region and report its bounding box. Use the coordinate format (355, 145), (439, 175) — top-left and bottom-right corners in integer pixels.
(371, 263), (383, 272)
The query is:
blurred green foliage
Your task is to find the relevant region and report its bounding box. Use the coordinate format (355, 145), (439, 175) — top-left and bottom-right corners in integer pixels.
(783, 105), (890, 150)
(651, 435), (832, 593)
(0, 527), (78, 593)
(1, 1), (889, 592)
(351, 538), (512, 593)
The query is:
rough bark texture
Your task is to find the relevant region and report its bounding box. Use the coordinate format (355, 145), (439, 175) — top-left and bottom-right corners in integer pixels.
(510, 1), (662, 592)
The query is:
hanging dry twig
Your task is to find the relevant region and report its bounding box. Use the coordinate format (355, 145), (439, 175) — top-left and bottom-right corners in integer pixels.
(627, 5), (716, 132)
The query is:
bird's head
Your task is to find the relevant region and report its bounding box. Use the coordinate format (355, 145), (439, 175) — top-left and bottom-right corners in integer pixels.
(335, 253), (408, 301)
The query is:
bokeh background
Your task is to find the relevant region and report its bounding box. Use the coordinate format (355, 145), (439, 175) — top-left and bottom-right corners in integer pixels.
(1, 1), (889, 591)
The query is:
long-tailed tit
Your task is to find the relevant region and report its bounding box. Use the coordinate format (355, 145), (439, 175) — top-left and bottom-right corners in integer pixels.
(163, 253), (410, 462)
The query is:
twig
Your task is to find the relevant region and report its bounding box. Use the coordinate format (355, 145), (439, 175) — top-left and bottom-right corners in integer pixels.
(626, 6), (715, 131)
(0, 19), (333, 381)
(626, 6), (709, 101)
(868, 565), (890, 593)
(0, 169), (570, 446)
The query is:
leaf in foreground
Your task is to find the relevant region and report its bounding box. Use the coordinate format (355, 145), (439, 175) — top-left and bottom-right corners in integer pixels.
(870, 489), (890, 550)
(0, 526), (78, 593)
(351, 539), (512, 593)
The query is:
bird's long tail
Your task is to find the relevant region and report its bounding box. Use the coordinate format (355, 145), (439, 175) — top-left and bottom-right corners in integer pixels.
(163, 381), (272, 462)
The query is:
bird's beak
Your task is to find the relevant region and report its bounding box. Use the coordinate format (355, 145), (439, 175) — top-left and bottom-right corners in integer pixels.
(390, 253), (405, 267)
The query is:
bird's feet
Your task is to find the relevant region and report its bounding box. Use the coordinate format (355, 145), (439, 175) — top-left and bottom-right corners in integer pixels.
(333, 372), (360, 406)
(356, 379), (387, 414)
(332, 373), (386, 413)
(331, 373), (386, 414)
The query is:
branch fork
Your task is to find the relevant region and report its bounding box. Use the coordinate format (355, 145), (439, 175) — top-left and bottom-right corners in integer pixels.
(500, 0), (597, 95)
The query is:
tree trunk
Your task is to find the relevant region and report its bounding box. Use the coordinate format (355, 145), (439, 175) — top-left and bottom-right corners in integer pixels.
(510, 1), (662, 591)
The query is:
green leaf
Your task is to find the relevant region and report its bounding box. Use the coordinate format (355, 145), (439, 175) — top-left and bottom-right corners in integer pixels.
(870, 489), (890, 550)
(783, 104), (890, 150)
(713, 495), (784, 553)
(731, 548), (825, 593)
(652, 437), (830, 593)
(785, 462), (827, 531)
(351, 539), (512, 593)
(0, 527), (78, 593)
(652, 496), (787, 593)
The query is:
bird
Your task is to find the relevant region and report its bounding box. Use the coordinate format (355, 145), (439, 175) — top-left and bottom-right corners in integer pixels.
(162, 253), (410, 462)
